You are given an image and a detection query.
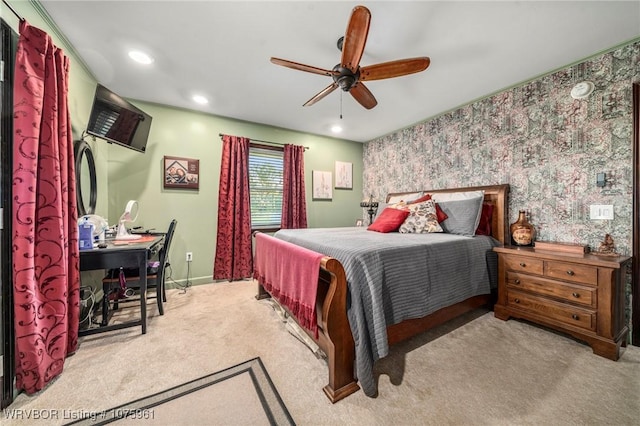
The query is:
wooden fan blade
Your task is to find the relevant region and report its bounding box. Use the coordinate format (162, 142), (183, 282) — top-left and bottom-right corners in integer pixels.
(350, 82), (377, 110)
(303, 83), (339, 107)
(270, 57), (337, 76)
(360, 57), (431, 81)
(341, 5), (371, 73)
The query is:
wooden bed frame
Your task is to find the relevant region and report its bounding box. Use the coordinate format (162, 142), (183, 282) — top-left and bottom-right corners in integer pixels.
(256, 184), (510, 403)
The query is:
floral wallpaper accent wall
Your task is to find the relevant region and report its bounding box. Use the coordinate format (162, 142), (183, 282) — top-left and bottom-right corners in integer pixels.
(364, 40), (640, 337)
(364, 40), (640, 256)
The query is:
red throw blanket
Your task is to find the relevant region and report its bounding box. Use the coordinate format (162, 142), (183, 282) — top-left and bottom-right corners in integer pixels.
(253, 233), (323, 338)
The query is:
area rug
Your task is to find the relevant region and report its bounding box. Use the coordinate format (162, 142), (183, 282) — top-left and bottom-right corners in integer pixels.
(64, 358), (295, 425)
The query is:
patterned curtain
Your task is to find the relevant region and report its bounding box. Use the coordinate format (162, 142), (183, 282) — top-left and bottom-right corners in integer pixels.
(213, 135), (253, 280)
(12, 20), (80, 394)
(281, 144), (307, 229)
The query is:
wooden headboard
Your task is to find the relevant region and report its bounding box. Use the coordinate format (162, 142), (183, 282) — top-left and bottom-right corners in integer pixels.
(385, 184), (510, 244)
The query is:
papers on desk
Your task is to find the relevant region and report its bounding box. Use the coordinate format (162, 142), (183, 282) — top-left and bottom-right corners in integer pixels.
(111, 235), (158, 245)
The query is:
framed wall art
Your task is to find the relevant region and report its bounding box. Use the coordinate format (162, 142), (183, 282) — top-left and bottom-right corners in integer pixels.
(164, 156), (200, 189)
(335, 161), (353, 189)
(312, 170), (332, 200)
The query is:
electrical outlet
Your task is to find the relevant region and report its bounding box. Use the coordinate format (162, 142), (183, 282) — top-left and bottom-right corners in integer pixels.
(186, 252), (193, 262)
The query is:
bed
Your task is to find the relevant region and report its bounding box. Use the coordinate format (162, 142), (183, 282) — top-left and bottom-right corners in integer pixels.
(255, 184), (510, 402)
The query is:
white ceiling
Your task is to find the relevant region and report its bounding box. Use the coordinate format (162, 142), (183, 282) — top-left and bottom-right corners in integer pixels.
(38, 1), (640, 143)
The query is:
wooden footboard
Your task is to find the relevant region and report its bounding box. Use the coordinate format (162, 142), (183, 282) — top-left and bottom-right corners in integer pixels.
(257, 184), (509, 403)
(257, 256), (360, 402)
(257, 257), (492, 403)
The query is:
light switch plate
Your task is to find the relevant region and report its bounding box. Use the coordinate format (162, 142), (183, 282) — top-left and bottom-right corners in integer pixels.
(590, 204), (614, 220)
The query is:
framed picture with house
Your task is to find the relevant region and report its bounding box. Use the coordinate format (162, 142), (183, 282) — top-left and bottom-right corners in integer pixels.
(164, 156), (199, 189)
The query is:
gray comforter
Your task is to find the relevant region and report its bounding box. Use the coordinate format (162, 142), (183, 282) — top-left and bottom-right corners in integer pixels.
(275, 227), (499, 397)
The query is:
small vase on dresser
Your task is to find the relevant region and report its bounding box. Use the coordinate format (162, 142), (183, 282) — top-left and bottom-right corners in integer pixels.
(510, 209), (535, 246)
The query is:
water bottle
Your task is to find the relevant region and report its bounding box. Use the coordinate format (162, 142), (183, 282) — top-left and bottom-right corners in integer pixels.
(78, 218), (95, 250)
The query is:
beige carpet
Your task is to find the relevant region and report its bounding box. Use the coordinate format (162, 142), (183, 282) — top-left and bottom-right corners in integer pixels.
(3, 280), (640, 425)
(62, 357), (293, 425)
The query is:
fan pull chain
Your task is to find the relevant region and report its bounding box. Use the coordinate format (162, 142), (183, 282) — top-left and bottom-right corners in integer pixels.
(340, 90), (343, 119)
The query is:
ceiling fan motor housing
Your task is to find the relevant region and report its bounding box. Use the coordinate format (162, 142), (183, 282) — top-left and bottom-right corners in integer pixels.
(332, 64), (359, 91)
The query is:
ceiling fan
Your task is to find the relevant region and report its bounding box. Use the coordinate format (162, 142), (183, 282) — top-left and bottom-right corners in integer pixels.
(270, 5), (430, 110)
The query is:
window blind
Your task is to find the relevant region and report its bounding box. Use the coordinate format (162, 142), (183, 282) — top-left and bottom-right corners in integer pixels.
(248, 145), (283, 228)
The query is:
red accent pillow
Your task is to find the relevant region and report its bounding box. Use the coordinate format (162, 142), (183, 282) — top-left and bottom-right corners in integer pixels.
(475, 203), (494, 236)
(367, 208), (410, 233)
(407, 193), (432, 204)
(434, 203), (448, 223)
(408, 193), (448, 223)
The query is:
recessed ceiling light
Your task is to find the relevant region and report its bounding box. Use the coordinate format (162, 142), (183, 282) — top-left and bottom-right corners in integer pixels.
(128, 50), (154, 65)
(192, 94), (209, 105)
(331, 125), (343, 133)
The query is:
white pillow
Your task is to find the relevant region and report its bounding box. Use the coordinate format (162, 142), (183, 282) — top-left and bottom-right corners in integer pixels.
(430, 190), (485, 202)
(387, 192), (423, 204)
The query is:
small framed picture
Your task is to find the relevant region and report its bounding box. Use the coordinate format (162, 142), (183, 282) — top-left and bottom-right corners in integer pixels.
(312, 170), (332, 200)
(355, 219), (364, 227)
(335, 161), (353, 189)
(164, 156), (199, 189)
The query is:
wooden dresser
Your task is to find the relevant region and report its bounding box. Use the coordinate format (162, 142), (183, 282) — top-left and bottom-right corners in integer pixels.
(493, 245), (631, 360)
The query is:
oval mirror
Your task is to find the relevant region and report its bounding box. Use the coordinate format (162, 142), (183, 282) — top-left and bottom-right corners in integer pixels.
(74, 140), (97, 217)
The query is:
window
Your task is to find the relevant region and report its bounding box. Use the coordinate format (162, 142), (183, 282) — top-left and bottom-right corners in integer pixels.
(248, 144), (283, 229)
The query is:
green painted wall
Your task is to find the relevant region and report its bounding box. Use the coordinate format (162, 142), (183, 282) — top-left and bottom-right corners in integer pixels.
(6, 1), (363, 289)
(105, 102), (364, 286)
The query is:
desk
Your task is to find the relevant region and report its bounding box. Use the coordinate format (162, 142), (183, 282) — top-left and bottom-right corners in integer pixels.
(78, 235), (163, 336)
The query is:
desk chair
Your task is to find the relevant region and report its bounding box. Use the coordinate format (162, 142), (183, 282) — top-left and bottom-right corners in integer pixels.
(102, 219), (177, 321)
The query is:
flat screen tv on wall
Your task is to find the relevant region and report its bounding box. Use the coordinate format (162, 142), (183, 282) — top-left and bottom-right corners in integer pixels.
(86, 84), (152, 153)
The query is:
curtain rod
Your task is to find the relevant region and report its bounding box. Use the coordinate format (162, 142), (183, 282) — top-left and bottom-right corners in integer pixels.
(218, 133), (309, 150)
(2, 0), (24, 22)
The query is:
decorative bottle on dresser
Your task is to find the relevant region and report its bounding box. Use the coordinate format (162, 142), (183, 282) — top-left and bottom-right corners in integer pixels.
(510, 210), (535, 246)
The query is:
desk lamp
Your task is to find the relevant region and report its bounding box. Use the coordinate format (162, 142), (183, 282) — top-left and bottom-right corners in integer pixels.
(115, 200), (142, 240)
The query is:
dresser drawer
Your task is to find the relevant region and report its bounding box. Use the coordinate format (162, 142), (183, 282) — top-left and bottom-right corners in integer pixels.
(544, 260), (598, 286)
(503, 255), (544, 275)
(507, 290), (596, 331)
(506, 272), (596, 307)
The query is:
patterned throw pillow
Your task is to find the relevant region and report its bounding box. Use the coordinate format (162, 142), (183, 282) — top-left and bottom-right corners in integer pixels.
(399, 199), (443, 233)
(408, 193), (448, 223)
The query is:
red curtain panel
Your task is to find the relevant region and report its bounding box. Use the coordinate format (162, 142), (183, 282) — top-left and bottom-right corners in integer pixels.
(281, 144), (308, 229)
(213, 135), (253, 280)
(11, 20), (80, 394)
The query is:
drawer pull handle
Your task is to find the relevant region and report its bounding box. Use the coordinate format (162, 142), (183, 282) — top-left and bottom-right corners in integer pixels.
(514, 298), (520, 303)
(572, 314), (580, 320)
(566, 270), (575, 276)
(514, 279), (521, 285)
(572, 292), (580, 298)
(519, 262), (526, 267)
